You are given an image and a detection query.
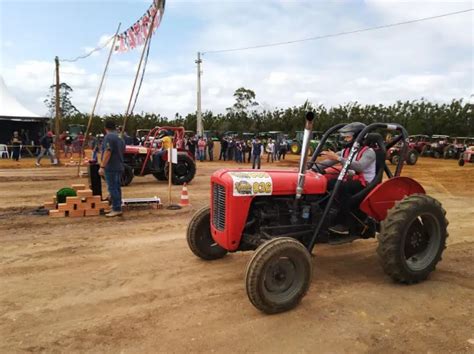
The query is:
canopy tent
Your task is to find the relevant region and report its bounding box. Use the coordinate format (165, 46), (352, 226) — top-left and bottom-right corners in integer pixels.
(0, 76), (49, 144)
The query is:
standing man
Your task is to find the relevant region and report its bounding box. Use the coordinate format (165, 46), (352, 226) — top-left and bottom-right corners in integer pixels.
(36, 131), (57, 166)
(207, 138), (214, 161)
(98, 120), (125, 217)
(251, 137), (264, 169)
(10, 131), (22, 162)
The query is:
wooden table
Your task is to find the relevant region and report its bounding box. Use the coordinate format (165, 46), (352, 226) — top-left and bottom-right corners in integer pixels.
(5, 145), (42, 157)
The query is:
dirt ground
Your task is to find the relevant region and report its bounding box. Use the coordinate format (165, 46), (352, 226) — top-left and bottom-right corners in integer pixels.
(0, 155), (473, 353)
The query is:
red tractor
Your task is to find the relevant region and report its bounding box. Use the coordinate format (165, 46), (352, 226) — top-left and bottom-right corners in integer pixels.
(121, 126), (196, 186)
(409, 135), (432, 155)
(444, 137), (472, 159)
(458, 144), (474, 166)
(187, 113), (448, 314)
(426, 135), (450, 158)
(386, 142), (419, 165)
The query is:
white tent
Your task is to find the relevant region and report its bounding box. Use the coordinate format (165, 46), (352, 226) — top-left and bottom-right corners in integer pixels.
(0, 76), (48, 144)
(0, 76), (46, 120)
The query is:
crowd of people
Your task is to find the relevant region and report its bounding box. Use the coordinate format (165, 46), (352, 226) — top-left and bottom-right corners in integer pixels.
(181, 135), (289, 169)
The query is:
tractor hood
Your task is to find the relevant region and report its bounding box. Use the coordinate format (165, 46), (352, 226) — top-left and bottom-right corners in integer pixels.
(125, 145), (149, 155)
(211, 168), (327, 196)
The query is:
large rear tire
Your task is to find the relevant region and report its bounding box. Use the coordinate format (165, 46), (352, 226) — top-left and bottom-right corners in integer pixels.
(290, 142), (301, 154)
(245, 237), (312, 314)
(165, 154), (196, 185)
(377, 194), (448, 284)
(187, 206), (228, 260)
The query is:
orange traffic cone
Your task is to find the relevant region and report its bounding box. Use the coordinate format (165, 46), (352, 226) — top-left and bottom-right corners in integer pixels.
(179, 183), (190, 207)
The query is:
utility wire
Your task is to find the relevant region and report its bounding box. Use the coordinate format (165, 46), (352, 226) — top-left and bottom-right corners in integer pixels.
(60, 35), (115, 62)
(202, 8), (473, 55)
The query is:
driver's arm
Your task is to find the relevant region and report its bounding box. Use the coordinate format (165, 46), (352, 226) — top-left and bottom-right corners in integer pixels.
(312, 151), (342, 170)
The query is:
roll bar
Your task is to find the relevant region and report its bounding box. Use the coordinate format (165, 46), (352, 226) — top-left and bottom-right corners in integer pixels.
(307, 122), (410, 252)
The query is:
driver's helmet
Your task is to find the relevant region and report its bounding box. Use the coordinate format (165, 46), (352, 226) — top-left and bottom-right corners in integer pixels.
(338, 122), (366, 139)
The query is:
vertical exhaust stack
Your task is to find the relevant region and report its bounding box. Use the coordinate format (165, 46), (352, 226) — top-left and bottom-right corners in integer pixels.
(296, 111), (315, 199)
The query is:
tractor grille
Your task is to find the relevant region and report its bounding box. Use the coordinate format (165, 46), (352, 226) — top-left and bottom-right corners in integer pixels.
(212, 183), (226, 231)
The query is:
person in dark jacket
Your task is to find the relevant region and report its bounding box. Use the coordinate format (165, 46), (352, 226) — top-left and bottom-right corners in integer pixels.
(10, 131), (22, 161)
(251, 138), (264, 169)
(35, 131), (57, 166)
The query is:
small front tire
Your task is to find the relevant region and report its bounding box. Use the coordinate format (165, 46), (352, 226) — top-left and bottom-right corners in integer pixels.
(245, 237), (312, 314)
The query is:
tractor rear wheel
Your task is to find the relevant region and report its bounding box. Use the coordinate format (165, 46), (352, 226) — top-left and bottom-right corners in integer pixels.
(187, 206), (227, 260)
(406, 150), (419, 165)
(165, 154), (196, 185)
(377, 194), (448, 284)
(245, 237), (312, 314)
(290, 142), (301, 154)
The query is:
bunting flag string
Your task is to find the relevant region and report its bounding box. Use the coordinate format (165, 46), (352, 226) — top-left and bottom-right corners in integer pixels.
(114, 0), (166, 53)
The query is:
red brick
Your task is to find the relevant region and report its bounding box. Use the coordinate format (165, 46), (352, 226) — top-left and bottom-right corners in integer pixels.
(49, 210), (66, 218)
(43, 202), (56, 210)
(84, 209), (100, 216)
(76, 189), (93, 198)
(57, 203), (72, 211)
(68, 209), (85, 217)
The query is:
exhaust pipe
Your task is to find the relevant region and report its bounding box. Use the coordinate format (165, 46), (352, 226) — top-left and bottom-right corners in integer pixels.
(296, 111), (315, 199)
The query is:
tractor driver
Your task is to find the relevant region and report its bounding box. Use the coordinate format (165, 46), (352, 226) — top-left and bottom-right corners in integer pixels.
(154, 131), (173, 171)
(316, 122), (376, 235)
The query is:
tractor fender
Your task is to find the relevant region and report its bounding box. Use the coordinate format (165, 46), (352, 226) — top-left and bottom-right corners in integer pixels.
(360, 177), (425, 221)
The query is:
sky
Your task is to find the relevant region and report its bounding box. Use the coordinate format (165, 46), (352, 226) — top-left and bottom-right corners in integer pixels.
(0, 0), (472, 118)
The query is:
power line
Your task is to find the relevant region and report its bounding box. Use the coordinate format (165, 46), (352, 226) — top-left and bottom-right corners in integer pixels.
(202, 8), (473, 55)
(60, 35), (115, 63)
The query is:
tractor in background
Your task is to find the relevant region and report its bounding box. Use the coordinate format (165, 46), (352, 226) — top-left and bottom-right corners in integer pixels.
(120, 126), (196, 186)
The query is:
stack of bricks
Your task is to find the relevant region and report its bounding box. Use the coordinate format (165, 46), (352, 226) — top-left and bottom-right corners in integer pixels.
(45, 184), (110, 218)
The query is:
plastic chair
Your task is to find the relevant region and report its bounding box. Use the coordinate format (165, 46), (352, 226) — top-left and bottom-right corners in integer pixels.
(0, 144), (9, 159)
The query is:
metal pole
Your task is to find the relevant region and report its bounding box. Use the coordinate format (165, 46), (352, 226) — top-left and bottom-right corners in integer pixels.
(168, 147), (172, 204)
(195, 52), (203, 137)
(77, 23), (121, 176)
(54, 56), (61, 163)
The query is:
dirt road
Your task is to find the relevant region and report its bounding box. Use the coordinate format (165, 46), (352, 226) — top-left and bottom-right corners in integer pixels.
(1, 157), (473, 353)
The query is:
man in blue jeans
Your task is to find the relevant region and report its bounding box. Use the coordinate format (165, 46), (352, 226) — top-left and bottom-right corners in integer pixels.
(98, 120), (125, 217)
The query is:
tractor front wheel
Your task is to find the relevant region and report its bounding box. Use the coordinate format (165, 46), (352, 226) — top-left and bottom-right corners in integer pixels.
(245, 237), (312, 314)
(120, 164), (134, 186)
(152, 171), (167, 181)
(377, 194), (448, 284)
(390, 154), (400, 165)
(458, 159), (465, 166)
(187, 206), (228, 260)
(406, 150), (419, 165)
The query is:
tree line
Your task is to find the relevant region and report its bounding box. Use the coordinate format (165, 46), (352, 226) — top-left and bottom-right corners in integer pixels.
(48, 86), (473, 138)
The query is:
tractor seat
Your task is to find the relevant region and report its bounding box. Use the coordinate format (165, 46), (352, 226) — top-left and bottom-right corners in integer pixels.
(349, 133), (387, 206)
